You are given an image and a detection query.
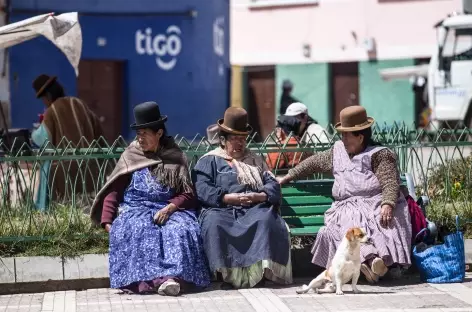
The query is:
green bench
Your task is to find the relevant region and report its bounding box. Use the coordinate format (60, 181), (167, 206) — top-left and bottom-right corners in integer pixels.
(280, 173), (423, 236)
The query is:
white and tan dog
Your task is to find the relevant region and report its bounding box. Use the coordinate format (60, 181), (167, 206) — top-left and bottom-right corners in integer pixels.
(296, 227), (370, 295)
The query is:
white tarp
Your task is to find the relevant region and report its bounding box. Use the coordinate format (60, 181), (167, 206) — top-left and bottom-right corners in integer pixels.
(0, 12), (82, 76)
(379, 64), (429, 81)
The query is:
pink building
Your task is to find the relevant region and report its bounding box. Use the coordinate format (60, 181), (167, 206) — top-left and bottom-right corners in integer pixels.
(230, 0), (462, 137)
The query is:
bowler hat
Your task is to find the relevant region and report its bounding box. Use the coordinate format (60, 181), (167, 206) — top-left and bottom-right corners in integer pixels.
(335, 106), (375, 132)
(32, 74), (57, 98)
(217, 107), (252, 135)
(130, 101), (168, 130)
(206, 124), (219, 144)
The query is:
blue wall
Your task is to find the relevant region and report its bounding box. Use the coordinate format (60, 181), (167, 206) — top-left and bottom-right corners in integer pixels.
(10, 0), (230, 140)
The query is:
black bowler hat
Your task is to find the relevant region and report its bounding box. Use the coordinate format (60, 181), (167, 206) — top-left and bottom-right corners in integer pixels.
(130, 101), (168, 130)
(32, 74), (57, 98)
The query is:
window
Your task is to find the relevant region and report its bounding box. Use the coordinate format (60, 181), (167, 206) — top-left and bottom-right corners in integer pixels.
(442, 29), (472, 61)
(438, 28), (472, 72)
(248, 0), (319, 9)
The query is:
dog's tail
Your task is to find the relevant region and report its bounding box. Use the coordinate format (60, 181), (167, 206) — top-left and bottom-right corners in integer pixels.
(295, 272), (326, 294)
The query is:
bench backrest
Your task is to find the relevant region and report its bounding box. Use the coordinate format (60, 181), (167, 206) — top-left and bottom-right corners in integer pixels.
(281, 174), (409, 236)
(281, 179), (332, 235)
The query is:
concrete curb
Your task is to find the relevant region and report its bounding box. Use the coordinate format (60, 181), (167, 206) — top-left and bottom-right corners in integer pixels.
(1, 239), (471, 294)
(0, 250), (320, 294)
(0, 278), (109, 295)
(0, 254), (109, 294)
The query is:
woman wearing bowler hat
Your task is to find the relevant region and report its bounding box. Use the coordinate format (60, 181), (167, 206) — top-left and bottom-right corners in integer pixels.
(278, 106), (412, 284)
(192, 107), (292, 289)
(90, 102), (210, 295)
(31, 74), (105, 210)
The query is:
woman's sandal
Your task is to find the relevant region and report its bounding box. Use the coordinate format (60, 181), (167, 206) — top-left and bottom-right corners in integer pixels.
(371, 257), (389, 277)
(361, 263), (379, 284)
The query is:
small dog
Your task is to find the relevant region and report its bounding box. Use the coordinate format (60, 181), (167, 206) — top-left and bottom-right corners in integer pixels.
(296, 227), (370, 295)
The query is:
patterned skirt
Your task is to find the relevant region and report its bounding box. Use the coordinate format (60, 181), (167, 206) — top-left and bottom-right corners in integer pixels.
(311, 194), (412, 268)
(109, 207), (210, 291)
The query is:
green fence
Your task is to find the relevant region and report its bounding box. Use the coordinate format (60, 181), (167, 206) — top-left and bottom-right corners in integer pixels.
(1, 123), (472, 247)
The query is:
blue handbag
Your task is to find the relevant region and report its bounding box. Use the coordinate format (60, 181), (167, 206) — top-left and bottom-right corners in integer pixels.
(412, 215), (465, 284)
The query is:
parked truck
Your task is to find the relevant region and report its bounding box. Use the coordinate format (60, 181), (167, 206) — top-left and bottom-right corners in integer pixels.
(380, 11), (472, 129)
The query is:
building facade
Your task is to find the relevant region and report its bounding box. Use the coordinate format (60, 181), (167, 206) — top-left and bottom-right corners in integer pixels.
(230, 0), (462, 136)
(10, 0), (230, 141)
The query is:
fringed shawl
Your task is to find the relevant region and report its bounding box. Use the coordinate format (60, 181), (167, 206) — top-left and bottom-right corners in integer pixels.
(202, 147), (272, 190)
(90, 138), (193, 225)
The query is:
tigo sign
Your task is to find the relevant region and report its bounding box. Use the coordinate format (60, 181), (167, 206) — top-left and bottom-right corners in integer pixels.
(135, 26), (182, 71)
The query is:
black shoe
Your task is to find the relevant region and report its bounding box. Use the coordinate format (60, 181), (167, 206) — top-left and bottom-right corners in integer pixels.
(220, 282), (234, 290)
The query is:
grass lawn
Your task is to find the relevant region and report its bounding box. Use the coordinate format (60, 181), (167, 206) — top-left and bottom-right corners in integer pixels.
(0, 204), (109, 258)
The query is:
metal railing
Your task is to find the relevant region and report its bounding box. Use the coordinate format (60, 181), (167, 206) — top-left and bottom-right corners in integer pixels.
(0, 123), (471, 242)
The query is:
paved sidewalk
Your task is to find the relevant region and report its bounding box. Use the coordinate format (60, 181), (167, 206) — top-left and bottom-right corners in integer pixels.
(3, 275), (472, 312)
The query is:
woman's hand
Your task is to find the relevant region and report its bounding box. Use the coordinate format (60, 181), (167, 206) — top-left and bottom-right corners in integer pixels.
(276, 175), (291, 185)
(223, 193), (241, 206)
(223, 193), (267, 207)
(380, 204), (394, 227)
(104, 223), (112, 233)
(154, 203), (177, 225)
(239, 192), (267, 206)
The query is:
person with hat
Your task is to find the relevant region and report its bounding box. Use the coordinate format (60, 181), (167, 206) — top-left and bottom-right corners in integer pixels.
(278, 106), (412, 283)
(32, 74), (103, 146)
(192, 107), (292, 289)
(266, 102), (329, 170)
(90, 102), (210, 295)
(284, 102), (330, 144)
(265, 110), (309, 170)
(31, 74), (105, 209)
(279, 79), (299, 115)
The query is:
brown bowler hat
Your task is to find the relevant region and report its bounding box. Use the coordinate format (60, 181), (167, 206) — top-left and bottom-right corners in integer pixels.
(32, 74), (57, 98)
(217, 107), (252, 135)
(335, 106), (375, 132)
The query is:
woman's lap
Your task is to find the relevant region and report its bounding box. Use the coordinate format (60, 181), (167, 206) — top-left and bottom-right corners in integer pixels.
(200, 206), (288, 245)
(199, 206), (290, 271)
(200, 206), (284, 234)
(312, 197), (412, 268)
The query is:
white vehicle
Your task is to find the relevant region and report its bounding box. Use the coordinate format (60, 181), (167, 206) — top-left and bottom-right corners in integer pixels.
(380, 11), (472, 129)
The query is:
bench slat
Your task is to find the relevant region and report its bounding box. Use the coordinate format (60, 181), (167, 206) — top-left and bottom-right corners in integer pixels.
(289, 226), (321, 236)
(281, 205), (331, 216)
(285, 216), (324, 226)
(282, 186), (331, 196)
(282, 196), (333, 206)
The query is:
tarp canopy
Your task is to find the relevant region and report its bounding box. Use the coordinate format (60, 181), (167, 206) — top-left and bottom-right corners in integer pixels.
(0, 12), (82, 76)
